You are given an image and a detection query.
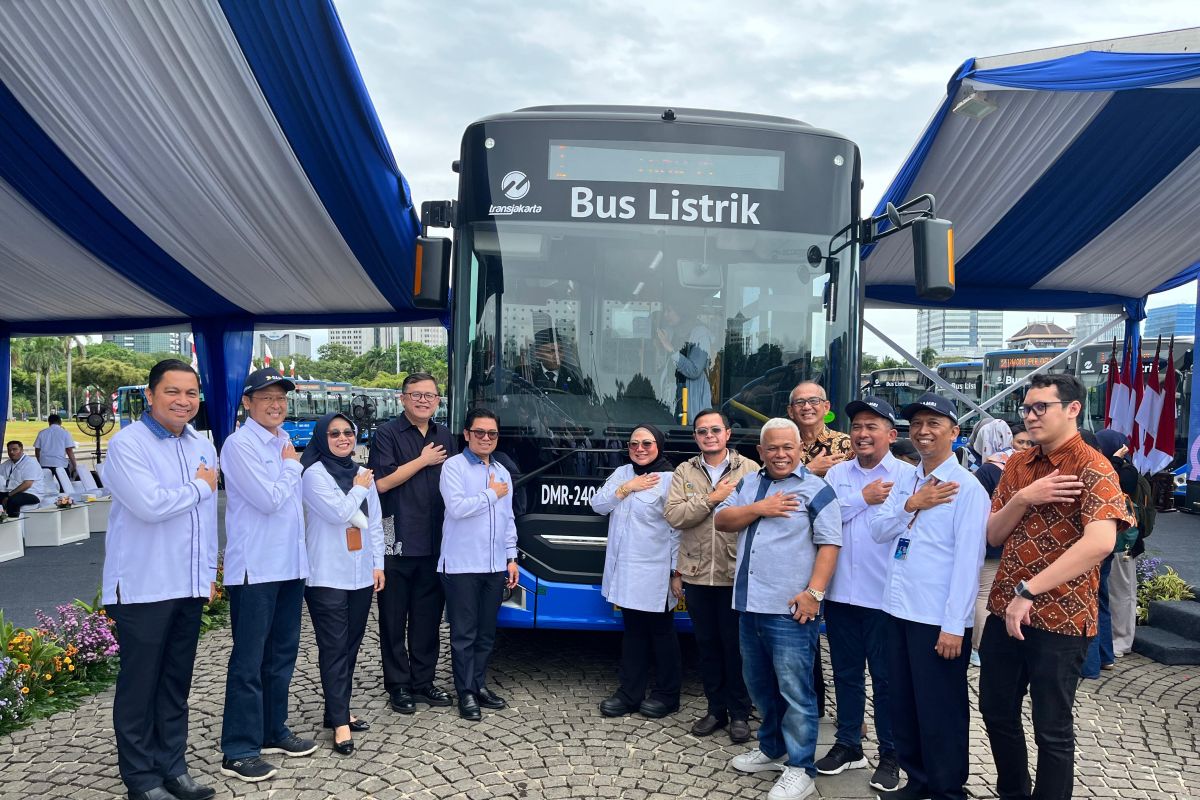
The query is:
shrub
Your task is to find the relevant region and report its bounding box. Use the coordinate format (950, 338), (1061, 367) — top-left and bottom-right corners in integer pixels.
(1136, 557), (1196, 623)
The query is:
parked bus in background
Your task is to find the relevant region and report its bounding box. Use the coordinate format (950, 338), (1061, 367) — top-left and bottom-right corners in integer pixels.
(981, 348), (1070, 424)
(286, 379), (353, 447)
(865, 367), (930, 411)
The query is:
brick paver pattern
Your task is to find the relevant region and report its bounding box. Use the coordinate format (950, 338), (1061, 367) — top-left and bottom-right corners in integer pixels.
(1, 609), (1197, 799)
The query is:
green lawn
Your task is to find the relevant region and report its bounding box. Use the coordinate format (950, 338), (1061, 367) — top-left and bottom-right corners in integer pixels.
(3, 419), (119, 451)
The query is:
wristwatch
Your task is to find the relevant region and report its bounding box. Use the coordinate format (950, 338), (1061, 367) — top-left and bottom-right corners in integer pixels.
(1015, 579), (1037, 601)
(805, 587), (825, 603)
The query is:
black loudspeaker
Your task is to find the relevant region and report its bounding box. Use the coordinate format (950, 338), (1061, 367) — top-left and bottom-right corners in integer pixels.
(913, 217), (955, 301)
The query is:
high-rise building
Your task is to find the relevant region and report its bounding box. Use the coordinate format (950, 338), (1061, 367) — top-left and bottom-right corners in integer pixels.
(1073, 312), (1122, 341)
(255, 331), (311, 360)
(400, 326), (448, 349)
(327, 327), (378, 355)
(915, 309), (1004, 358)
(1143, 304), (1195, 339)
(103, 330), (185, 354)
(327, 326), (447, 356)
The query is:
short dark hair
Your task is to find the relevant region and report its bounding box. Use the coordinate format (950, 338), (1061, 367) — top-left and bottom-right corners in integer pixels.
(692, 408), (730, 429)
(1009, 422), (1027, 435)
(1027, 373), (1084, 405)
(6, 440), (22, 449)
(402, 372), (438, 391)
(47, 414), (62, 425)
(148, 359), (198, 391)
(465, 407), (499, 430)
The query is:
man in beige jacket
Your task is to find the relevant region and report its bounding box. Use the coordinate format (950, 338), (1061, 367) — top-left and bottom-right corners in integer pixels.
(665, 408), (758, 743)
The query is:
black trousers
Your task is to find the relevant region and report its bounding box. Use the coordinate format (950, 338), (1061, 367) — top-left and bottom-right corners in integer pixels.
(377, 554), (444, 695)
(441, 572), (506, 696)
(683, 582), (750, 720)
(888, 615), (972, 800)
(0, 491), (38, 517)
(107, 598), (205, 793)
(978, 615), (1091, 800)
(616, 606), (682, 706)
(306, 585), (374, 728)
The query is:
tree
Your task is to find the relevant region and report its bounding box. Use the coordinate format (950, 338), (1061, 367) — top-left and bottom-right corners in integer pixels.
(63, 335), (87, 417)
(73, 358), (149, 400)
(21, 337), (65, 419)
(919, 347), (939, 368)
(317, 342), (357, 364)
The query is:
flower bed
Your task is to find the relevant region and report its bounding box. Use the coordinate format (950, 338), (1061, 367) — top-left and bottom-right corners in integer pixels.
(1136, 556), (1196, 623)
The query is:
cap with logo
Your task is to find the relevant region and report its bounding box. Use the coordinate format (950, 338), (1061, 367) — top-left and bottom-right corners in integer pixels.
(899, 392), (959, 425)
(845, 395), (897, 423)
(243, 367), (296, 396)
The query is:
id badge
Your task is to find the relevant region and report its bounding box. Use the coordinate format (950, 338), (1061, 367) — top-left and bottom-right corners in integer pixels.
(894, 537), (911, 560)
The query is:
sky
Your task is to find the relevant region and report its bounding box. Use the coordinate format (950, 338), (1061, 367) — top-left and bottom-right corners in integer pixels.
(331, 0), (1200, 356)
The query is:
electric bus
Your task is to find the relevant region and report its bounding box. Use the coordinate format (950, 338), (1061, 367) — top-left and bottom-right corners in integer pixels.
(981, 348), (1071, 424)
(864, 368), (930, 410)
(419, 105), (945, 630)
(285, 380), (354, 447)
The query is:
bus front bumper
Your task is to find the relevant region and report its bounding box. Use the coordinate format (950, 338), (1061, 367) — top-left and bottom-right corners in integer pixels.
(498, 565), (693, 632)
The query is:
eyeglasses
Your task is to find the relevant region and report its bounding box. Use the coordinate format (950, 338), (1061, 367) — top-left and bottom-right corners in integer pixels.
(788, 397), (826, 408)
(627, 439), (656, 450)
(468, 429), (499, 440)
(253, 394), (288, 406)
(694, 426), (725, 437)
(328, 429), (356, 439)
(1018, 401), (1071, 418)
(405, 391), (440, 402)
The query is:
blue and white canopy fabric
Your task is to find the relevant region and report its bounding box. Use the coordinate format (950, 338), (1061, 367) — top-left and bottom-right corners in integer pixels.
(0, 0), (426, 447)
(0, 0), (422, 332)
(863, 50), (1200, 316)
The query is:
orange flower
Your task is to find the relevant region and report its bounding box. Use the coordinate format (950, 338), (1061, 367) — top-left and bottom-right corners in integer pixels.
(20, 687), (29, 694)
(68, 665), (75, 672)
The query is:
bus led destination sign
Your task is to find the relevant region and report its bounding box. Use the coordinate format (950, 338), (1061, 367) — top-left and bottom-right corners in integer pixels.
(998, 355), (1054, 369)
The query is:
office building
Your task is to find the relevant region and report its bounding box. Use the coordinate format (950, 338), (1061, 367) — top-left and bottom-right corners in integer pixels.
(329, 326), (447, 355)
(103, 330), (184, 355)
(915, 309), (1004, 358)
(1073, 312), (1122, 341)
(1144, 304), (1195, 339)
(256, 331), (311, 360)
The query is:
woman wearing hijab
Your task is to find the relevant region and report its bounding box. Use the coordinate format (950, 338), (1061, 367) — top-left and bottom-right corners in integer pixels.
(301, 413), (385, 755)
(969, 418), (1015, 666)
(592, 424), (682, 719)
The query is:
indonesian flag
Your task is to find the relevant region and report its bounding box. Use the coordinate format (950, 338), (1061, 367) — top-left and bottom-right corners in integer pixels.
(263, 343), (273, 368)
(189, 340), (199, 372)
(111, 391), (118, 415)
(1129, 343), (1145, 462)
(1103, 339), (1118, 428)
(1142, 339), (1177, 475)
(1107, 342), (1134, 437)
(289, 357), (296, 378)
(1133, 338), (1163, 473)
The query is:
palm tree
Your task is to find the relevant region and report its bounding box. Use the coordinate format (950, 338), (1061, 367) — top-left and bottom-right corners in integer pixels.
(7, 338), (27, 421)
(63, 335), (86, 417)
(23, 338), (64, 419)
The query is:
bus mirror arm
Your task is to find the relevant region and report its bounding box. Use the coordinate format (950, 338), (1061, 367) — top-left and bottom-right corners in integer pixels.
(861, 194), (955, 302)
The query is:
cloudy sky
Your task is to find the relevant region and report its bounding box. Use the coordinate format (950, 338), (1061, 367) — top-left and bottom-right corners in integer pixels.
(335, 1), (1198, 355)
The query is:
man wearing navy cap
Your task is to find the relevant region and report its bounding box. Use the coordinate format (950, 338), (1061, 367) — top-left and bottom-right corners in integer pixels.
(219, 368), (316, 783)
(817, 397), (914, 793)
(869, 393), (988, 800)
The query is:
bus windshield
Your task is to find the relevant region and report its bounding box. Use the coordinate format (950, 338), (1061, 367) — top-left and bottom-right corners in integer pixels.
(457, 218), (847, 442)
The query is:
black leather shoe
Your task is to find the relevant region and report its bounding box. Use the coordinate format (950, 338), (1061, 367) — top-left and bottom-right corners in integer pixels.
(390, 689), (415, 714)
(599, 695), (636, 717)
(413, 685), (453, 707)
(476, 686), (506, 710)
(162, 773), (215, 800)
(332, 737), (354, 756)
(129, 788), (176, 800)
(638, 698), (679, 719)
(729, 718), (752, 744)
(324, 718), (370, 732)
(458, 691), (482, 721)
(690, 713), (728, 736)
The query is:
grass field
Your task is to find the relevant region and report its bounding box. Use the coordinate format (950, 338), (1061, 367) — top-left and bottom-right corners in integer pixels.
(3, 419), (119, 451)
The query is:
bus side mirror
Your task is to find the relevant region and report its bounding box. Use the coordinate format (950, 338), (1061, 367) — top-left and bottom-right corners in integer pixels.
(414, 236), (451, 310)
(913, 217), (955, 301)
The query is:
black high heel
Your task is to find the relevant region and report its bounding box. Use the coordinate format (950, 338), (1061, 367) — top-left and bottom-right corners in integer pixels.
(332, 737), (354, 756)
(324, 718), (370, 733)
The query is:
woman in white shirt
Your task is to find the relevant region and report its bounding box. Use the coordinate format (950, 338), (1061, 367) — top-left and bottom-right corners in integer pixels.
(591, 424), (681, 719)
(300, 413), (384, 756)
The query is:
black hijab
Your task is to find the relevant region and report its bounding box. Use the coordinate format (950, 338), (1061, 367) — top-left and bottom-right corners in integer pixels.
(629, 424), (674, 475)
(300, 412), (367, 513)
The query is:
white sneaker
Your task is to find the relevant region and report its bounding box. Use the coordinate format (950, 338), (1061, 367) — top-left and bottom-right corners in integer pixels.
(768, 766), (816, 800)
(731, 748), (787, 773)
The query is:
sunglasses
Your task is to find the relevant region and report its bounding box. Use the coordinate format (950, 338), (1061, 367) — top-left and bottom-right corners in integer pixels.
(627, 439), (656, 450)
(694, 426), (725, 437)
(468, 429), (500, 440)
(328, 428), (356, 439)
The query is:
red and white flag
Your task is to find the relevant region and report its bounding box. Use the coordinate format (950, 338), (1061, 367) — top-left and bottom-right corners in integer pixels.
(263, 343), (273, 368)
(1107, 342), (1134, 437)
(1139, 339), (1177, 475)
(289, 357), (296, 378)
(189, 339), (199, 372)
(1133, 338), (1163, 472)
(111, 391), (118, 415)
(1103, 339), (1118, 428)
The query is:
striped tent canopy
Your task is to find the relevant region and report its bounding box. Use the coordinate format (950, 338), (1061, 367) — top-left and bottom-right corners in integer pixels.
(863, 30), (1200, 323)
(0, 1), (430, 446)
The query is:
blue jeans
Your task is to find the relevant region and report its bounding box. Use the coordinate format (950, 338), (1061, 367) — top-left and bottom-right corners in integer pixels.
(221, 579), (305, 759)
(740, 612), (820, 773)
(1082, 555), (1114, 679)
(825, 600), (894, 757)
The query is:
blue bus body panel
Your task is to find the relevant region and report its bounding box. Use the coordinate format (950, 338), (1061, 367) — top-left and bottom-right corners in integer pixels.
(497, 566), (693, 632)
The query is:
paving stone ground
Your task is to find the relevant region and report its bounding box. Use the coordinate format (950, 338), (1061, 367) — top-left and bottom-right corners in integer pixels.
(1, 608), (1198, 800)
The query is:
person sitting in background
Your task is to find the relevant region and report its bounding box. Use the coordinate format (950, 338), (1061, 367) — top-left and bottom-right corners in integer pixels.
(34, 413), (78, 486)
(301, 412), (385, 756)
(970, 418), (1015, 667)
(0, 440), (42, 516)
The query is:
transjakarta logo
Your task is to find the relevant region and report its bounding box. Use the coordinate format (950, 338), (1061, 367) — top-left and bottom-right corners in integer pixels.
(572, 187), (760, 225)
(490, 170), (542, 215)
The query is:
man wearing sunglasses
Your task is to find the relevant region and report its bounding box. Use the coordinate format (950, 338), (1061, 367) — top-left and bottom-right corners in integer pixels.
(980, 374), (1132, 800)
(219, 367), (316, 783)
(438, 408), (518, 721)
(369, 372), (457, 715)
(664, 409), (758, 744)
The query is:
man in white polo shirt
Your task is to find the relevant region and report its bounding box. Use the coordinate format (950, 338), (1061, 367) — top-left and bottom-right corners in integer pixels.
(0, 440), (43, 516)
(34, 413), (78, 487)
